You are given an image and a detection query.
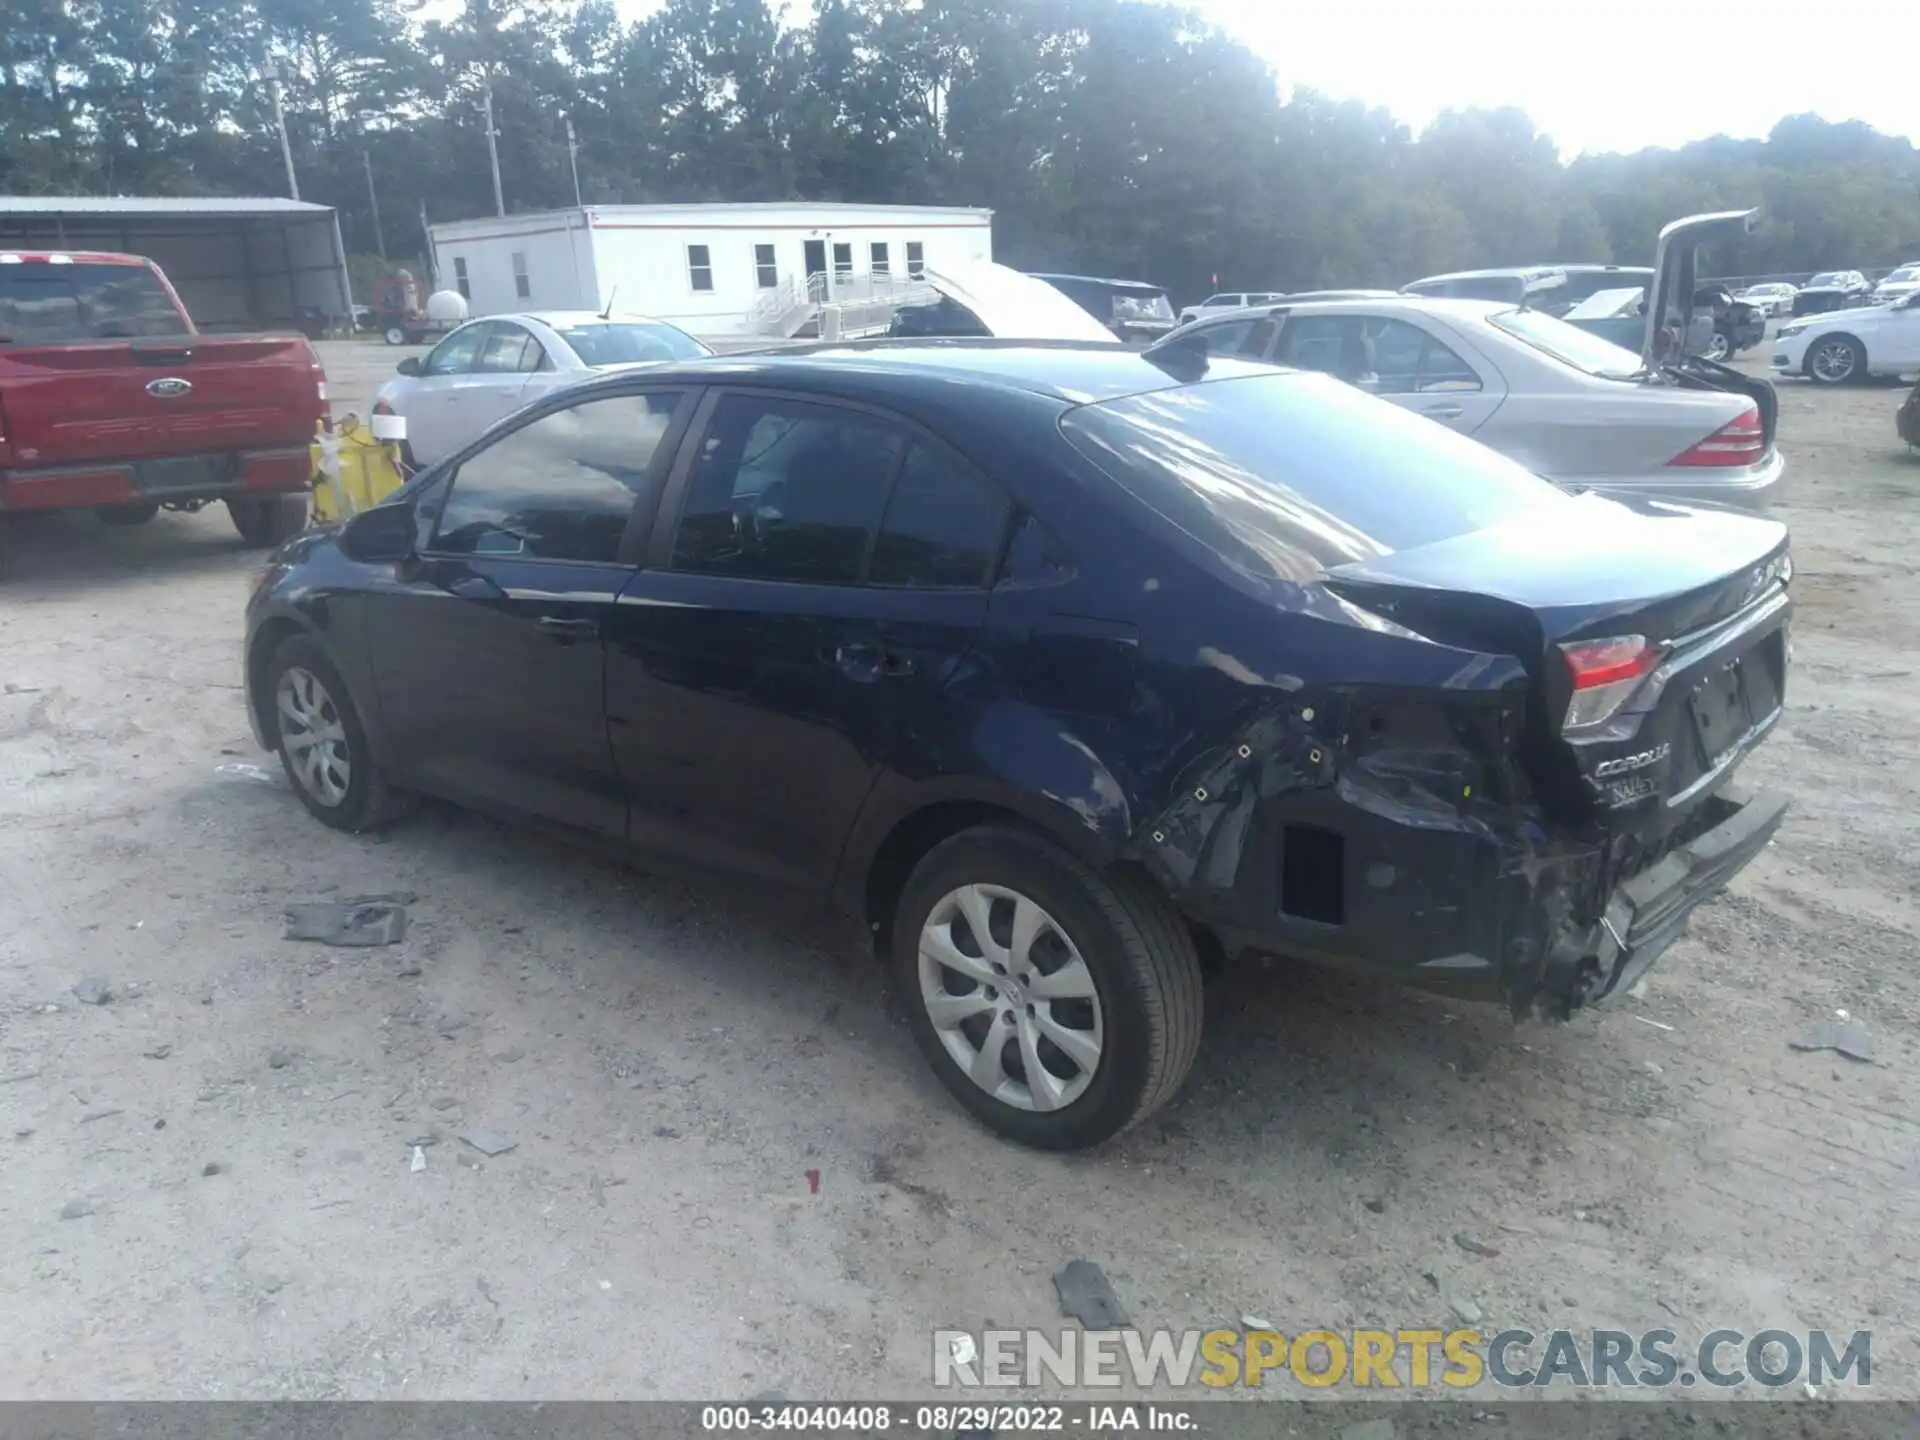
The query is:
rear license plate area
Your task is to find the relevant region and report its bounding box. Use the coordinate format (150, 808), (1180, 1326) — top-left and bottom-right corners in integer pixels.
(1687, 629), (1784, 767)
(136, 454), (236, 495)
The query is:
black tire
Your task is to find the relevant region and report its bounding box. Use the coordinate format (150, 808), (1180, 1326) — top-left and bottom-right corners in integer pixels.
(1806, 334), (1866, 385)
(891, 824), (1204, 1150)
(96, 501), (161, 526)
(264, 633), (406, 832)
(227, 493), (309, 547)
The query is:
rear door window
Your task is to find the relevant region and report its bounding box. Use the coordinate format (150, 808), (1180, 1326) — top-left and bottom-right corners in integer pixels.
(869, 441), (1010, 589)
(1059, 372), (1570, 581)
(0, 262), (187, 343)
(1359, 318), (1484, 394)
(669, 395), (908, 586)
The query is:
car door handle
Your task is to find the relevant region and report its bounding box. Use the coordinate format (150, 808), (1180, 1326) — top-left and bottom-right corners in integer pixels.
(835, 641), (915, 677)
(536, 616), (600, 642)
(1419, 404), (1465, 420)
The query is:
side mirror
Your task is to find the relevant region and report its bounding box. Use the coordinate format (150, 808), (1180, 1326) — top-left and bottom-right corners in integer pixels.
(339, 500), (417, 564)
(396, 356), (422, 377)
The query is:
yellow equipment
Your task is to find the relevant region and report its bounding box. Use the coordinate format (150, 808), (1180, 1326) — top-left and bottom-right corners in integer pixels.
(309, 413), (409, 523)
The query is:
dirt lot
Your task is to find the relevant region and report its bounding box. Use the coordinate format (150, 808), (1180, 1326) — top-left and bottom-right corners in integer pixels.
(1, 348), (1917, 1404)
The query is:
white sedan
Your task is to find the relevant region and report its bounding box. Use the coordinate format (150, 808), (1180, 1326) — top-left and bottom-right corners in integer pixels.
(1735, 282), (1797, 318)
(375, 311), (712, 466)
(1770, 290), (1920, 384)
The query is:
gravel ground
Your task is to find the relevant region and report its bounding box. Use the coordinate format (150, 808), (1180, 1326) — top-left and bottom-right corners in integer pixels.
(1, 347), (1917, 1405)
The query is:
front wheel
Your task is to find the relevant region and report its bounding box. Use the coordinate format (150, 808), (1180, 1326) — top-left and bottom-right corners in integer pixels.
(227, 494), (308, 547)
(1700, 329), (1732, 362)
(265, 634), (405, 832)
(892, 824), (1204, 1150)
(1807, 334), (1865, 384)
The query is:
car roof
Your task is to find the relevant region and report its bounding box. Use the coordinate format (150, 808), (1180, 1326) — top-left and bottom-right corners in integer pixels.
(539, 339), (1278, 407)
(504, 311), (680, 329)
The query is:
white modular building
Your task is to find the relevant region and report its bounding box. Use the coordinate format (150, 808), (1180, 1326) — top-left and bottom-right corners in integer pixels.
(426, 201), (994, 339)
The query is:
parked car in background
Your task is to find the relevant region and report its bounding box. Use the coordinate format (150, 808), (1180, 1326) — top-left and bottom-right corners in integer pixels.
(245, 341), (1792, 1149)
(1735, 281), (1798, 318)
(1771, 289), (1920, 384)
(1030, 274), (1178, 343)
(373, 312), (712, 467)
(1176, 291), (1285, 326)
(1792, 271), (1872, 317)
(0, 248), (326, 572)
(1871, 264), (1920, 305)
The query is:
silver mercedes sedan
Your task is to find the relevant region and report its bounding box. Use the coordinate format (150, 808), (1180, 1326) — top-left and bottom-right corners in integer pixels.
(1154, 294), (1783, 513)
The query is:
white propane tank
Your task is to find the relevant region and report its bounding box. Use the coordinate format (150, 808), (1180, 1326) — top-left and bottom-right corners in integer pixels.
(425, 289), (470, 324)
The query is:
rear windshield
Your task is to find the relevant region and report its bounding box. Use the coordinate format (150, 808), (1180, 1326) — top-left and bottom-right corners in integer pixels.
(1487, 307), (1643, 380)
(555, 322), (708, 366)
(1058, 371), (1572, 584)
(0, 262), (187, 344)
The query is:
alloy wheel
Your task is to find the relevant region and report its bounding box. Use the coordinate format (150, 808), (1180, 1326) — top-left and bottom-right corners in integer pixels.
(276, 666), (352, 807)
(1811, 338), (1857, 383)
(917, 884), (1104, 1112)
(1702, 331), (1732, 361)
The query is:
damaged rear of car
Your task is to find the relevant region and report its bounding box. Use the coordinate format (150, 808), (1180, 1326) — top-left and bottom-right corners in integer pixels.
(1060, 367), (1791, 1020)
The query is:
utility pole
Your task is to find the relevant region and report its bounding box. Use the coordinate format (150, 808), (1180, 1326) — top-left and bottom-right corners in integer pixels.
(481, 74), (505, 217)
(261, 63), (299, 201)
(362, 149), (386, 260)
(563, 113), (583, 208)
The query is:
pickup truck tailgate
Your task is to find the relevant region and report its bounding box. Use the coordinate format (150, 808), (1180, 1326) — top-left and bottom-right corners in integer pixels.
(0, 335), (324, 467)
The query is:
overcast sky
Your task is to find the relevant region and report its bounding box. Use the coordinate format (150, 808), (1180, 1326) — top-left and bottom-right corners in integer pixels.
(608, 0), (1914, 158)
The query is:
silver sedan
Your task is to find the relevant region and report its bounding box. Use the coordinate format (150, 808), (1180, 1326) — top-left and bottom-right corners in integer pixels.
(1156, 295), (1784, 513)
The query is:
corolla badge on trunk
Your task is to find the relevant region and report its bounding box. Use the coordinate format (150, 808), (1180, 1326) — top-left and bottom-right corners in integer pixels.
(1595, 742), (1671, 779)
(146, 377), (193, 398)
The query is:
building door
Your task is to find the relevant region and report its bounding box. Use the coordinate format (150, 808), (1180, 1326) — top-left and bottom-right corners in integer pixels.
(803, 239), (827, 300)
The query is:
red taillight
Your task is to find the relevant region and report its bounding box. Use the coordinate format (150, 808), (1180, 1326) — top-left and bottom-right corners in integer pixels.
(1669, 405), (1764, 467)
(1560, 635), (1659, 731)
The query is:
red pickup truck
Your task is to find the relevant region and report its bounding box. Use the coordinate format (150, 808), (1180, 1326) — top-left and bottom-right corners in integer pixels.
(0, 250), (328, 572)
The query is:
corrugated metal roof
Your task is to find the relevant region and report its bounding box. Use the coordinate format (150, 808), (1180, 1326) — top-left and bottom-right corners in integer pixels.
(0, 195), (333, 219)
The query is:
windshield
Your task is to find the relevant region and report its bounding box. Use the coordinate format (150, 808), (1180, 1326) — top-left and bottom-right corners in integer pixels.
(1807, 272), (1845, 287)
(0, 262), (188, 344)
(1058, 370), (1573, 586)
(556, 321), (709, 366)
(1884, 267), (1919, 284)
(1488, 307), (1644, 380)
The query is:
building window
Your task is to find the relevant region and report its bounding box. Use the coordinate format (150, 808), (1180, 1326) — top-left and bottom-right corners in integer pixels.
(754, 243), (778, 290)
(687, 244), (714, 293)
(453, 256), (470, 301)
(870, 242), (890, 276)
(511, 251), (530, 300)
(906, 241), (925, 278)
(832, 242), (853, 281)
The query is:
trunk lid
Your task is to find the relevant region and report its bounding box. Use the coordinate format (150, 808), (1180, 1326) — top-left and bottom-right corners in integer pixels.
(0, 333), (325, 465)
(1639, 209), (1759, 367)
(923, 264), (1121, 344)
(1324, 496), (1791, 832)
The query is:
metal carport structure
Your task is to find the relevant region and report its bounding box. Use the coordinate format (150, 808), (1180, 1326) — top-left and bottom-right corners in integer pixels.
(0, 196), (354, 333)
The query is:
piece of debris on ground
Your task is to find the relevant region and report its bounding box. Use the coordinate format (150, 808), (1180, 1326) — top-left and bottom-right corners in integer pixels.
(1790, 1011), (1876, 1063)
(283, 899), (410, 948)
(1053, 1259), (1128, 1328)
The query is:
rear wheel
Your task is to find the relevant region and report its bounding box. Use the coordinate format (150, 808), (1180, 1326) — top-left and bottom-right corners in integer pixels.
(892, 824), (1204, 1150)
(1807, 334), (1865, 384)
(95, 501), (160, 526)
(383, 325), (407, 346)
(266, 634), (404, 832)
(227, 494), (308, 547)
(1701, 329), (1732, 362)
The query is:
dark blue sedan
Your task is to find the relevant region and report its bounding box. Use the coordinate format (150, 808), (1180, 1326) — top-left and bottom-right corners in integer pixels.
(245, 341), (1792, 1149)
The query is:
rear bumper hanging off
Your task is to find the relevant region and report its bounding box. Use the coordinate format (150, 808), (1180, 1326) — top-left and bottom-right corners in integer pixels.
(1551, 783), (1791, 1010)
